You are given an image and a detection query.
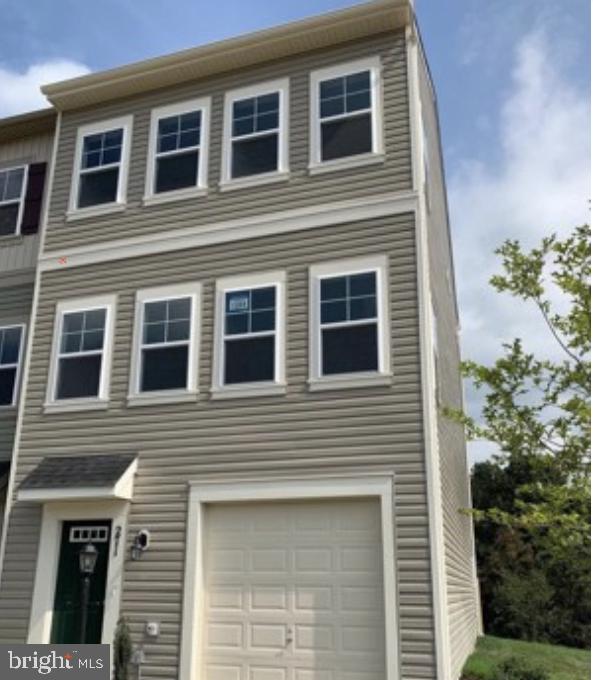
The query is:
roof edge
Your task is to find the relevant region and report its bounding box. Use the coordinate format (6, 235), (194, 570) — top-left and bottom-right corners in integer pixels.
(43, 0), (411, 111)
(0, 108), (56, 144)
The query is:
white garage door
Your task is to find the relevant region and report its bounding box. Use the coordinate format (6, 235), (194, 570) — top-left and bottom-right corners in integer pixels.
(202, 498), (386, 680)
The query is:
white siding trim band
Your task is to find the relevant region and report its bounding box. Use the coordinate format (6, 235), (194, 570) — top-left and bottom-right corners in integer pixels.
(39, 190), (418, 272)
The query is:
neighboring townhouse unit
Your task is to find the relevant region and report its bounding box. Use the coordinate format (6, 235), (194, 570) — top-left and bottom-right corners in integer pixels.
(0, 109), (55, 535)
(0, 1), (481, 679)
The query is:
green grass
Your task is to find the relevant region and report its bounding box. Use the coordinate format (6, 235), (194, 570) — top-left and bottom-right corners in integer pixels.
(462, 636), (591, 680)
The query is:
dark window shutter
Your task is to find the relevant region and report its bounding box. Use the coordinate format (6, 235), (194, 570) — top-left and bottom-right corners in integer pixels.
(20, 162), (47, 235)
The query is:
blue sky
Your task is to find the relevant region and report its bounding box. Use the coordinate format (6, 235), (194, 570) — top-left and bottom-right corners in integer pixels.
(0, 0), (590, 462)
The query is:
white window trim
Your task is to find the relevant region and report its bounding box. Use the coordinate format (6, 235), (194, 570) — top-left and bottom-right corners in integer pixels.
(0, 164), (29, 237)
(220, 78), (290, 191)
(45, 294), (117, 413)
(212, 270), (286, 399)
(309, 56), (385, 174)
(0, 323), (26, 409)
(309, 254), (391, 391)
(143, 97), (211, 206)
(179, 473), (400, 680)
(128, 282), (201, 406)
(68, 115), (133, 220)
(27, 499), (130, 645)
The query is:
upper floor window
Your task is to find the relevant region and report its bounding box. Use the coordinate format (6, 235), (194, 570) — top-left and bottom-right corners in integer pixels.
(221, 79), (289, 190)
(213, 271), (286, 397)
(69, 116), (132, 216)
(0, 325), (24, 407)
(47, 295), (117, 409)
(310, 57), (384, 172)
(129, 283), (201, 403)
(145, 98), (210, 203)
(0, 166), (26, 237)
(309, 256), (390, 387)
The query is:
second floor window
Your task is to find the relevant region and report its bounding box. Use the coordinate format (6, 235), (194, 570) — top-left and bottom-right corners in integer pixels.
(222, 79), (289, 187)
(0, 325), (24, 407)
(146, 98), (210, 200)
(47, 295), (116, 408)
(140, 297), (192, 392)
(310, 256), (390, 383)
(320, 272), (378, 375)
(129, 283), (201, 402)
(71, 116), (132, 214)
(55, 308), (107, 399)
(224, 286), (276, 384)
(0, 166), (26, 236)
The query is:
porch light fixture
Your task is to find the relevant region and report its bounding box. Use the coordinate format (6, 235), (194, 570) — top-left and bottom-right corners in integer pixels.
(79, 542), (98, 575)
(78, 542), (98, 643)
(130, 529), (150, 561)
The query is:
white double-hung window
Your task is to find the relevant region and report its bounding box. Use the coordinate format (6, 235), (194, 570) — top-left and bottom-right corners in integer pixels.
(221, 78), (289, 189)
(309, 256), (391, 389)
(310, 57), (384, 172)
(212, 271), (286, 398)
(46, 295), (117, 410)
(0, 325), (25, 407)
(145, 98), (210, 203)
(129, 283), (201, 404)
(0, 166), (27, 236)
(70, 116), (132, 215)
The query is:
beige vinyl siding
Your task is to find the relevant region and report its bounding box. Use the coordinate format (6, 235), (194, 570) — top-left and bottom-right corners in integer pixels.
(44, 32), (412, 252)
(0, 283), (33, 462)
(418, 49), (480, 677)
(0, 213), (438, 679)
(0, 130), (53, 272)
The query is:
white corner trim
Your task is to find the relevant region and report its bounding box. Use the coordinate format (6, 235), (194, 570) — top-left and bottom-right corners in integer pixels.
(144, 96), (211, 201)
(39, 191), (418, 271)
(179, 474), (400, 680)
(309, 55), (384, 170)
(68, 114), (133, 216)
(221, 77), (290, 185)
(309, 254), (391, 382)
(129, 281), (202, 399)
(27, 500), (130, 645)
(407, 24), (452, 680)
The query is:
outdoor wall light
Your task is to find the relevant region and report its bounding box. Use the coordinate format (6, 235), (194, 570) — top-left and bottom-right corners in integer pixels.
(79, 542), (98, 575)
(131, 529), (150, 560)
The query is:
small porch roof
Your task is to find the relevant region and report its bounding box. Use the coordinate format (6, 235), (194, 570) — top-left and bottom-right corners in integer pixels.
(18, 454), (137, 502)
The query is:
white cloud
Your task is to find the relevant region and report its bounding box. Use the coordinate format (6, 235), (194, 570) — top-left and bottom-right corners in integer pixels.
(449, 29), (590, 464)
(0, 60), (90, 117)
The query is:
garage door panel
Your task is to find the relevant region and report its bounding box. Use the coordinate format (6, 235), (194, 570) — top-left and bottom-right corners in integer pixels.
(202, 499), (386, 680)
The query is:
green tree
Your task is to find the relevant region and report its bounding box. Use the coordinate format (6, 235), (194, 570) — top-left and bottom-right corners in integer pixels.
(451, 224), (591, 647)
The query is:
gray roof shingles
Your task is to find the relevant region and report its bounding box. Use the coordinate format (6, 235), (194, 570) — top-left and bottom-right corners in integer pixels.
(19, 454), (136, 490)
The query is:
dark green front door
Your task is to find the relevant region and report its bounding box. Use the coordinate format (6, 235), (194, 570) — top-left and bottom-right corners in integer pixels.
(50, 520), (111, 644)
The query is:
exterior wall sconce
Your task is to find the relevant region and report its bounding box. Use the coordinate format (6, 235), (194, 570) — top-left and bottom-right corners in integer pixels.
(131, 529), (150, 561)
